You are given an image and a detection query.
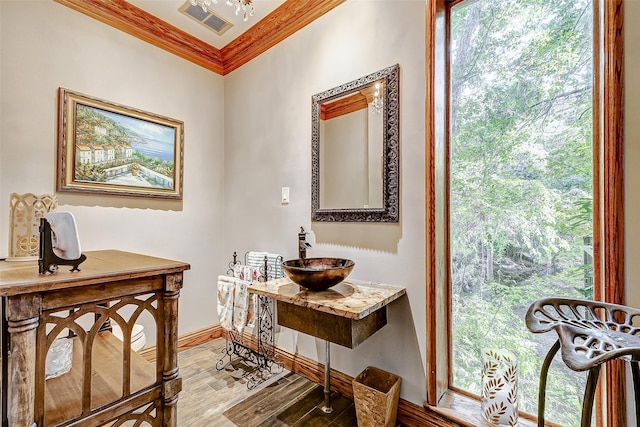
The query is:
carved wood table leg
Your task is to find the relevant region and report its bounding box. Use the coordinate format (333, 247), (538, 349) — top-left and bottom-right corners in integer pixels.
(6, 294), (41, 427)
(161, 273), (183, 426)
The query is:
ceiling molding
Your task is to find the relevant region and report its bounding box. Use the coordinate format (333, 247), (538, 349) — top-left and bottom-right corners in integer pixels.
(54, 0), (225, 74)
(54, 0), (346, 76)
(220, 0), (345, 75)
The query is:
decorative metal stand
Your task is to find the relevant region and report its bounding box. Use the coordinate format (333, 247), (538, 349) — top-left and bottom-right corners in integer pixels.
(216, 251), (283, 389)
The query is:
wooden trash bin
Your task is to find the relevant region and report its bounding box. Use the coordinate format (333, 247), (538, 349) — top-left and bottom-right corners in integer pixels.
(352, 366), (401, 427)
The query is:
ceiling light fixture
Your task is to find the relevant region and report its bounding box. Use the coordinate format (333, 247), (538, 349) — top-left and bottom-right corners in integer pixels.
(190, 0), (255, 22)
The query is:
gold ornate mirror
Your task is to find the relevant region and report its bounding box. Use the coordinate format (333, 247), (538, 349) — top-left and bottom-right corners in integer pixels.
(311, 64), (400, 222)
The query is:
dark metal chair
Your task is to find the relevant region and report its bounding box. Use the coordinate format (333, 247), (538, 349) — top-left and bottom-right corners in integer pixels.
(525, 298), (640, 427)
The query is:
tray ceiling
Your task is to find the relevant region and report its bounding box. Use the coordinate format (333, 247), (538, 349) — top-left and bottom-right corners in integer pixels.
(127, 0), (286, 49)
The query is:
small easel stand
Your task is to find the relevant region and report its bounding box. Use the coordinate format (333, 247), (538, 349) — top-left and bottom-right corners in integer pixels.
(216, 251), (283, 389)
(38, 215), (86, 274)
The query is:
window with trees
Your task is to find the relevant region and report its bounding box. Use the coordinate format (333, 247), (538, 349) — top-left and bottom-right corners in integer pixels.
(449, 0), (594, 425)
(426, 0), (624, 425)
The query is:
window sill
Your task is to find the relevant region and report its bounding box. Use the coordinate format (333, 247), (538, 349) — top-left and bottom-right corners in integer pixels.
(424, 389), (561, 427)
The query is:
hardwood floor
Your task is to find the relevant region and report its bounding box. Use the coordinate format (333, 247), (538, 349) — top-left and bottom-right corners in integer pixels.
(177, 338), (359, 426)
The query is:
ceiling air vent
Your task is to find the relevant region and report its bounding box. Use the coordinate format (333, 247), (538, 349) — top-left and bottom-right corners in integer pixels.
(179, 2), (233, 36)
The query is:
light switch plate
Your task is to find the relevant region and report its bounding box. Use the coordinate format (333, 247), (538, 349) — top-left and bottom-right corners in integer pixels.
(281, 187), (290, 204)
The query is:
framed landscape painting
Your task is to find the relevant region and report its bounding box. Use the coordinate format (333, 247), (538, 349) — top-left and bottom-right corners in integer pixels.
(57, 88), (184, 199)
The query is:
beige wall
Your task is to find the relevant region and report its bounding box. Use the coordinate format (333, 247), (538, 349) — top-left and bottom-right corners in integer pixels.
(223, 0), (427, 403)
(0, 1), (227, 340)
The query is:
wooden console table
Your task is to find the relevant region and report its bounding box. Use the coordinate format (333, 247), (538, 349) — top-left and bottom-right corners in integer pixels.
(0, 250), (190, 427)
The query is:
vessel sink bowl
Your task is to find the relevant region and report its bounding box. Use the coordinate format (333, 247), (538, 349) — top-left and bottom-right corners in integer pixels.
(281, 258), (355, 291)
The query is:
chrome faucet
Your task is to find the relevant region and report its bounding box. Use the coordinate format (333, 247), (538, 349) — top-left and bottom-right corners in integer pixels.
(298, 226), (312, 259)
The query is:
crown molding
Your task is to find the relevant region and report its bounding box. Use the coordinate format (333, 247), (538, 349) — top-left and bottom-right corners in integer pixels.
(54, 0), (345, 76)
(221, 0), (345, 75)
(54, 0), (225, 74)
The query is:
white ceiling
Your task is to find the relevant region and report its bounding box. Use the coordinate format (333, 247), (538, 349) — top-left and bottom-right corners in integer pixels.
(127, 0), (287, 49)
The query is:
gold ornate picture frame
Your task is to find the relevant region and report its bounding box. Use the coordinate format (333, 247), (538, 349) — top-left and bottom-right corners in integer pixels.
(57, 88), (184, 199)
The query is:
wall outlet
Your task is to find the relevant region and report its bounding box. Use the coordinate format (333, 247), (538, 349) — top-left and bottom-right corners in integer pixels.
(281, 186), (290, 204)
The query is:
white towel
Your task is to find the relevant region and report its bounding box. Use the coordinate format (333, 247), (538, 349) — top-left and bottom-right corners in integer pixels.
(233, 263), (243, 279)
(243, 265), (255, 282)
(232, 263), (258, 282)
(247, 251), (284, 280)
(246, 294), (258, 328)
(217, 275), (235, 331)
(267, 253), (284, 278)
(44, 212), (82, 260)
(247, 251), (268, 270)
(233, 278), (251, 334)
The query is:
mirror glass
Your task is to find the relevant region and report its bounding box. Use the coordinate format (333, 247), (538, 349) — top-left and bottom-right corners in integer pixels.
(311, 64), (399, 222)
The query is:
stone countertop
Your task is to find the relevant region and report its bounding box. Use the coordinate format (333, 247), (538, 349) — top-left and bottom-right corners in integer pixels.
(249, 277), (406, 320)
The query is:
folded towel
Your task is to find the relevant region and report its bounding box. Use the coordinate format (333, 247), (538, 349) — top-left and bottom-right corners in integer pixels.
(243, 265), (257, 282)
(233, 278), (252, 334)
(44, 212), (82, 260)
(217, 275), (235, 331)
(231, 263), (257, 282)
(246, 294), (258, 328)
(247, 251), (284, 280)
(267, 253), (284, 278)
(247, 251), (268, 269)
(233, 263), (243, 279)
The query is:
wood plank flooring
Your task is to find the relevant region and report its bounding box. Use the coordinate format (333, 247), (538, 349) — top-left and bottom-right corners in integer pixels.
(177, 338), (359, 426)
